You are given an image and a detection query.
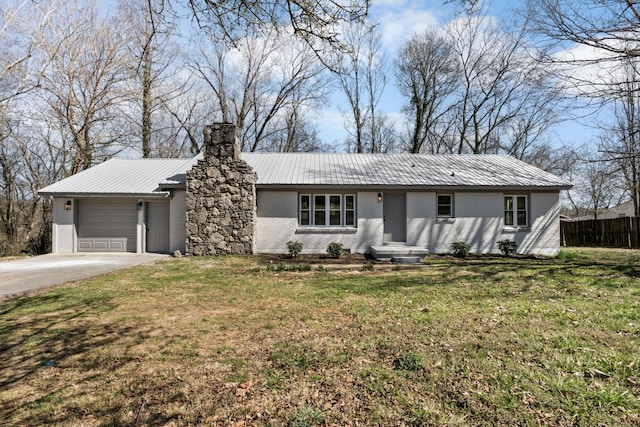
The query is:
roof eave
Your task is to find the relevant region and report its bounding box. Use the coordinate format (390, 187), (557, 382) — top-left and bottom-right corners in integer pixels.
(38, 191), (172, 199)
(255, 184), (573, 191)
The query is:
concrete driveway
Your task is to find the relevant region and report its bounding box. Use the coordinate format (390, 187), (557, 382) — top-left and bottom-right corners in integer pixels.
(0, 253), (169, 298)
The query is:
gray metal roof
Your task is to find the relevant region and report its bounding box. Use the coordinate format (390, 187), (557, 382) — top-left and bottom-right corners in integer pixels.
(243, 153), (572, 190)
(39, 157), (198, 197)
(39, 153), (571, 197)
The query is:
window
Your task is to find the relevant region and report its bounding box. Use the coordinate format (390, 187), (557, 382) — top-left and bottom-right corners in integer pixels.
(314, 195), (326, 225)
(345, 195), (355, 226)
(299, 194), (356, 227)
(300, 195), (310, 225)
(504, 195), (527, 227)
(437, 194), (453, 217)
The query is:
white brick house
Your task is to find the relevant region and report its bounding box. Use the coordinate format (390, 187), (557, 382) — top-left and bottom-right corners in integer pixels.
(40, 125), (571, 257)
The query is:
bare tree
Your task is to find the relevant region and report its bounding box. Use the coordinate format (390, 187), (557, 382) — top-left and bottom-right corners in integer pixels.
(529, 0), (640, 62)
(393, 9), (564, 160)
(563, 145), (624, 219)
(119, 0), (188, 158)
(39, 0), (134, 174)
(598, 58), (640, 217)
(394, 28), (459, 153)
(0, 1), (56, 254)
(193, 28), (329, 151)
(446, 12), (562, 156)
(331, 21), (390, 153)
(182, 0), (369, 50)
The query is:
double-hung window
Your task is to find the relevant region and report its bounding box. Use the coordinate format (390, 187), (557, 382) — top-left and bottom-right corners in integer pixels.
(437, 194), (453, 218)
(504, 195), (528, 227)
(299, 194), (356, 227)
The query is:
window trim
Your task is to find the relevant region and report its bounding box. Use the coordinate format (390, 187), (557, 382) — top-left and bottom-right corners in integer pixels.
(504, 195), (528, 228)
(436, 193), (454, 218)
(299, 193), (356, 227)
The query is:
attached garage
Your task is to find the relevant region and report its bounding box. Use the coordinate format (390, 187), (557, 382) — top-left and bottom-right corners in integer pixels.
(40, 157), (196, 255)
(77, 199), (138, 252)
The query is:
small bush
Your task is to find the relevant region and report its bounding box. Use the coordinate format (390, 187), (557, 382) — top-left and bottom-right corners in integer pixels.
(296, 263), (312, 272)
(286, 240), (303, 257)
(290, 406), (325, 427)
(267, 262), (312, 272)
(556, 250), (577, 261)
(361, 261), (374, 271)
(326, 242), (344, 258)
(497, 239), (518, 256)
(451, 242), (471, 258)
(393, 352), (425, 371)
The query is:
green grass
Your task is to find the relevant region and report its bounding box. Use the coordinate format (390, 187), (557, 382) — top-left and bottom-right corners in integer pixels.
(1, 248), (639, 425)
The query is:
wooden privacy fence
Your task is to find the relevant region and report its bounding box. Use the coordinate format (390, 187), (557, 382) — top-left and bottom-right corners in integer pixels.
(561, 217), (640, 248)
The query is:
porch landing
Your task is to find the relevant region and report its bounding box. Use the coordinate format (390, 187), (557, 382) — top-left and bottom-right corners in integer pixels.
(370, 243), (429, 262)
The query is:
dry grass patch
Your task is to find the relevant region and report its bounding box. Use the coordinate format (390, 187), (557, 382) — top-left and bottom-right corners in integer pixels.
(1, 249), (639, 425)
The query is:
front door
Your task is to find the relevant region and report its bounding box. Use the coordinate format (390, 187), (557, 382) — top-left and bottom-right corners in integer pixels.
(146, 201), (170, 253)
(383, 193), (406, 243)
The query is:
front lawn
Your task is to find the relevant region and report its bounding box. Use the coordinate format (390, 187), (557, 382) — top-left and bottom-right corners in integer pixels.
(1, 248), (639, 426)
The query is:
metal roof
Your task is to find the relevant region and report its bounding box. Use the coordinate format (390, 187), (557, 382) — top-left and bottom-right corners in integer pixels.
(243, 153), (572, 190)
(39, 153), (571, 197)
(39, 157), (198, 197)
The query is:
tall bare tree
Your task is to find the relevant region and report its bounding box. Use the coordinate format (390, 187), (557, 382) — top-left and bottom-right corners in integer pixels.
(193, 28), (329, 151)
(597, 58), (640, 217)
(120, 0), (187, 158)
(394, 28), (460, 153)
(447, 12), (562, 155)
(332, 21), (391, 153)
(39, 0), (133, 174)
(0, 1), (56, 254)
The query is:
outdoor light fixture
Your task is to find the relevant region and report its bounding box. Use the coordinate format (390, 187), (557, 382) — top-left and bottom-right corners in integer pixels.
(137, 201), (143, 211)
(377, 193), (383, 203)
(64, 200), (72, 211)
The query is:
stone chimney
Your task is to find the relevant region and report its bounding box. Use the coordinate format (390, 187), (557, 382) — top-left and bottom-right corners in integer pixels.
(185, 123), (257, 256)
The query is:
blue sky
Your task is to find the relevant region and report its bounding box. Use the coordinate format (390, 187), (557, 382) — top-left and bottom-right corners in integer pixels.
(317, 0), (597, 151)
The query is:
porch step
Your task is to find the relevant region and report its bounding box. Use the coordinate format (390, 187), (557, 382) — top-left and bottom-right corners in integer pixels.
(392, 256), (422, 264)
(370, 245), (429, 261)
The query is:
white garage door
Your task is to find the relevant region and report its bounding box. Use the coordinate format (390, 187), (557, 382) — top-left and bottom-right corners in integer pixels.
(77, 199), (137, 252)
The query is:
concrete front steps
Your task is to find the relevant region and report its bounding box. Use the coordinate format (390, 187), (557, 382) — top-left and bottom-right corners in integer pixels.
(370, 242), (429, 263)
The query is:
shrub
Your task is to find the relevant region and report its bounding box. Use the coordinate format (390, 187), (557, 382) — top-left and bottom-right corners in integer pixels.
(497, 239), (518, 256)
(451, 241), (471, 258)
(326, 242), (344, 258)
(361, 262), (374, 271)
(556, 250), (577, 261)
(286, 240), (303, 257)
(393, 352), (425, 371)
(290, 406), (325, 427)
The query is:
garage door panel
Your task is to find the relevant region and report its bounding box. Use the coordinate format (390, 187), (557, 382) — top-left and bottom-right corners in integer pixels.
(78, 200), (137, 252)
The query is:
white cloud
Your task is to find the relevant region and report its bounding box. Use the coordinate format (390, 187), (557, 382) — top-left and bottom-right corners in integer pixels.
(370, 1), (442, 52)
(553, 43), (628, 95)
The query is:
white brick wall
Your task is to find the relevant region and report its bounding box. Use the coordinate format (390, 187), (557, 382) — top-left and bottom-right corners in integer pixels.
(255, 190), (383, 253)
(254, 190), (562, 256)
(406, 191), (561, 255)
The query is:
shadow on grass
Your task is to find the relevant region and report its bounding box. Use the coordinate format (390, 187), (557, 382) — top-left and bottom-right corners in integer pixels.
(308, 255), (640, 298)
(0, 291), (172, 426)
